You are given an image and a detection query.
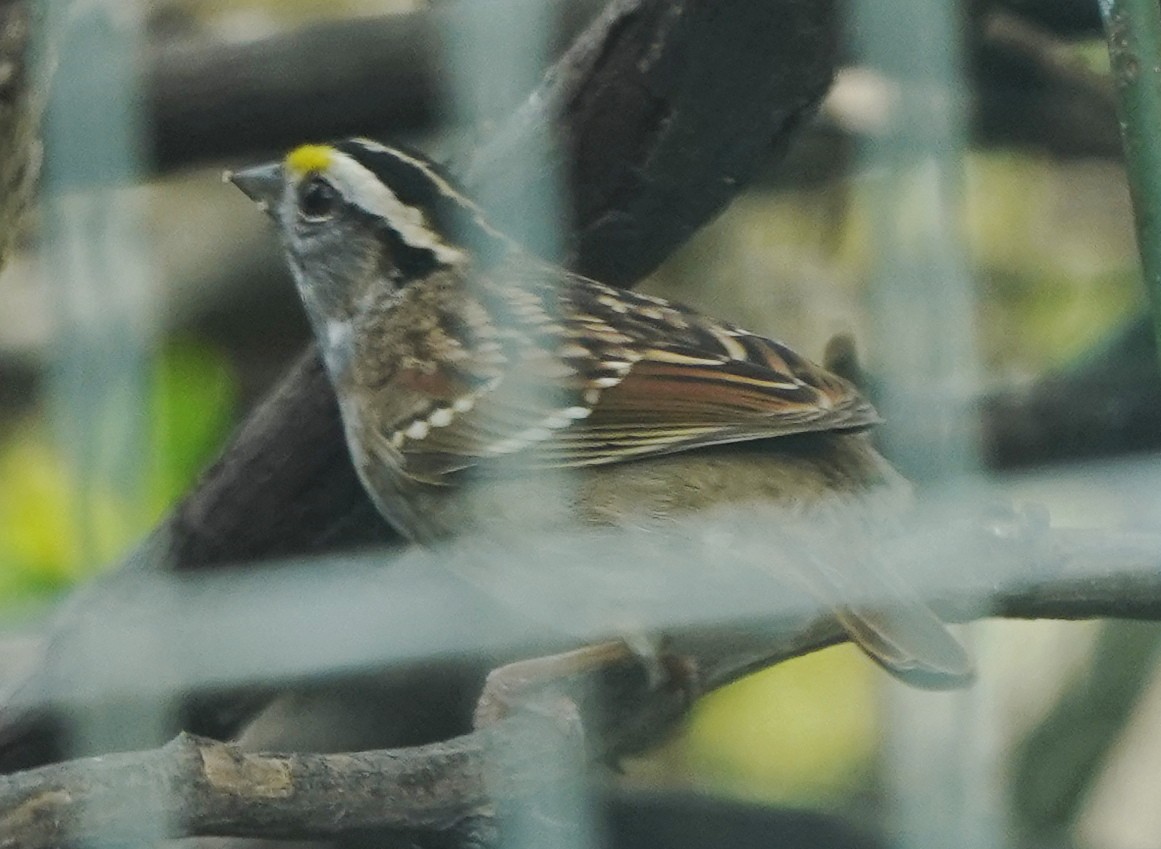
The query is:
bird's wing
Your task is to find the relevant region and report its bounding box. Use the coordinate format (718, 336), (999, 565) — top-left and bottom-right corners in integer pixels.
(370, 266), (880, 482)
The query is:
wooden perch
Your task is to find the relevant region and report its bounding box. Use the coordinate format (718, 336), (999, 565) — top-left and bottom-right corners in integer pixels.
(0, 730), (502, 846)
(981, 315), (1161, 469)
(0, 718), (602, 848)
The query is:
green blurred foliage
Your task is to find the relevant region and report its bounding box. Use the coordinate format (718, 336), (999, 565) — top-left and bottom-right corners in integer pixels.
(683, 646), (879, 803)
(633, 647), (880, 806)
(1012, 621), (1161, 840)
(149, 340), (237, 503)
(0, 339), (235, 612)
(651, 152), (1140, 381)
(965, 153), (1143, 371)
(165, 0), (421, 27)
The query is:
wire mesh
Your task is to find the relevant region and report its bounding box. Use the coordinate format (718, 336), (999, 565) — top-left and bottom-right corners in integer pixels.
(848, 0), (1002, 845)
(38, 0), (169, 841)
(6, 0), (1161, 847)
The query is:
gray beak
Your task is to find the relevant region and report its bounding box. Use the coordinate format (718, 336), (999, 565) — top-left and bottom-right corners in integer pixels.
(225, 162), (283, 215)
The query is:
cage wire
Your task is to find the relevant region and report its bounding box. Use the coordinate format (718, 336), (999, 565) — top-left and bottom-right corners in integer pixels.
(1100, 0), (1161, 351)
(849, 0), (1004, 845)
(18, 0), (1161, 846)
(38, 0), (172, 842)
(441, 2), (595, 846)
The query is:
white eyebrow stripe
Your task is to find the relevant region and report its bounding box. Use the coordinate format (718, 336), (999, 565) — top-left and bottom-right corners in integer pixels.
(342, 139), (512, 242)
(326, 151), (465, 265)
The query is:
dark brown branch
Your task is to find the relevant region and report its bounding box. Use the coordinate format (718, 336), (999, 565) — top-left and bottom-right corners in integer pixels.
(982, 0), (1101, 37)
(0, 0), (35, 270)
(141, 1), (1125, 182)
(988, 529), (1161, 621)
(972, 9), (1122, 159)
(146, 0), (607, 171)
(980, 315), (1161, 469)
(0, 729), (507, 846)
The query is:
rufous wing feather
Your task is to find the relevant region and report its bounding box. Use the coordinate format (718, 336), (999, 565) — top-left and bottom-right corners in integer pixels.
(367, 264), (880, 480)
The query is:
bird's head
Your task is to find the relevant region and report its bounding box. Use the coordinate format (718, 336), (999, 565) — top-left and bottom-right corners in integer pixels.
(228, 139), (508, 337)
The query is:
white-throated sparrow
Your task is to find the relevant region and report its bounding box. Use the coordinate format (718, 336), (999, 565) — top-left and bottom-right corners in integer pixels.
(228, 139), (971, 688)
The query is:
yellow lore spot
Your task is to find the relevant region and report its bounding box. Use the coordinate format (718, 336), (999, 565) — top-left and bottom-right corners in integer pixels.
(285, 144), (334, 176)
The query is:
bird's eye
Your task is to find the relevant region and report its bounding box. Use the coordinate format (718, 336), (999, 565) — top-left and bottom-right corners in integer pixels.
(298, 176), (338, 219)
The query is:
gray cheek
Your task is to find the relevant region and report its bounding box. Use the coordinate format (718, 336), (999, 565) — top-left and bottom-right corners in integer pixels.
(288, 227), (339, 287)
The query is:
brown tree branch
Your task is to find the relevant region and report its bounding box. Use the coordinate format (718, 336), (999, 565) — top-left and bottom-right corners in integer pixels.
(147, 0), (607, 171)
(0, 730), (504, 847)
(143, 1), (1124, 176)
(0, 0), (36, 270)
(980, 315), (1161, 470)
(972, 9), (1121, 159)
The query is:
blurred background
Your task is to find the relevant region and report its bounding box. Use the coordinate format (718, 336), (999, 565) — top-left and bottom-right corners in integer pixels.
(0, 0), (1157, 848)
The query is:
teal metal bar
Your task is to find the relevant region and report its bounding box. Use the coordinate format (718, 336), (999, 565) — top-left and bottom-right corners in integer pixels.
(38, 3), (169, 841)
(853, 3), (979, 487)
(1101, 0), (1161, 372)
(850, 0), (997, 845)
